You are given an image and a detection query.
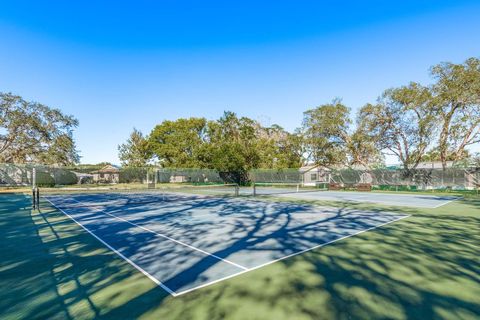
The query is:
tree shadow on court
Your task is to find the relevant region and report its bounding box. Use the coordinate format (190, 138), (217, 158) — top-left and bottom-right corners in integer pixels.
(120, 197), (478, 320)
(96, 196), (413, 318)
(153, 199), (479, 320)
(35, 192), (406, 318)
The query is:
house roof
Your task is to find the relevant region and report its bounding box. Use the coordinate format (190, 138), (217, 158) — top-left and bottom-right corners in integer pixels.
(415, 161), (455, 169)
(300, 164), (371, 172)
(300, 161), (460, 171)
(299, 165), (319, 172)
(92, 165), (120, 173)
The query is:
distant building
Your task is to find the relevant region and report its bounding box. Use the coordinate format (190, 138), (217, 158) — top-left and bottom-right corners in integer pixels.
(415, 161), (455, 169)
(300, 164), (375, 186)
(92, 165), (120, 183)
(299, 165), (331, 186)
(299, 162), (479, 189)
(385, 161), (457, 170)
(169, 175), (189, 183)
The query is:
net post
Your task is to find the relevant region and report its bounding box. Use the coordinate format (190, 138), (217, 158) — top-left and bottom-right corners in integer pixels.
(253, 183), (256, 197)
(32, 188), (36, 209)
(32, 167), (37, 209)
(235, 184), (239, 197)
(36, 187), (40, 209)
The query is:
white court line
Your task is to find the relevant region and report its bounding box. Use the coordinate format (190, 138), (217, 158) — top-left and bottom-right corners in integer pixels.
(62, 197), (248, 271)
(45, 195), (410, 297)
(173, 213), (411, 296)
(323, 191), (461, 198)
(278, 192), (462, 208)
(431, 197), (462, 208)
(43, 197), (178, 297)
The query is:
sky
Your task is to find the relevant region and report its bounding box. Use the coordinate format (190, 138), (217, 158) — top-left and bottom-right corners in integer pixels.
(1, 0), (479, 164)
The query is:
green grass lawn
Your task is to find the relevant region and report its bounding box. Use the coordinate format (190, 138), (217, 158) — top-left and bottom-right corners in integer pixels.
(1, 193), (479, 320)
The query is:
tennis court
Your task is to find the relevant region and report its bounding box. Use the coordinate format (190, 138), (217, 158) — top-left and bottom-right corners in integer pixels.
(119, 183), (459, 208)
(248, 187), (460, 208)
(43, 189), (409, 296)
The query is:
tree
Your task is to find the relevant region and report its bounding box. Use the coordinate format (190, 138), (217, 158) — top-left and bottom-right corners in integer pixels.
(430, 57), (480, 169)
(421, 149), (469, 162)
(358, 83), (435, 171)
(256, 124), (303, 169)
(301, 100), (351, 167)
(467, 152), (480, 167)
(0, 92), (79, 164)
(205, 112), (260, 181)
(346, 126), (384, 168)
(148, 118), (208, 168)
(118, 128), (151, 166)
(145, 112), (301, 178)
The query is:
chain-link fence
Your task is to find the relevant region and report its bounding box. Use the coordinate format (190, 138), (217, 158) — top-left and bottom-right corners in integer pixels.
(0, 163), (34, 187)
(156, 168), (225, 184)
(0, 164), (234, 188)
(318, 168), (479, 190)
(1, 163), (479, 191)
(249, 169), (302, 184)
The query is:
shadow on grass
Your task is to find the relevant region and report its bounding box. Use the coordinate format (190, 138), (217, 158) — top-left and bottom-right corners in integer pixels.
(147, 199), (480, 320)
(0, 193), (170, 319)
(293, 212), (480, 319)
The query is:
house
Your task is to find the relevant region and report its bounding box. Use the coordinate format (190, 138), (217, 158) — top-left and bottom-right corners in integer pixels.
(415, 161), (455, 169)
(169, 174), (189, 183)
(300, 164), (373, 186)
(300, 165), (331, 186)
(92, 165), (120, 183)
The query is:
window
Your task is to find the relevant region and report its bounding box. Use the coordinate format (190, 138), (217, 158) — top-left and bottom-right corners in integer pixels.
(100, 173), (104, 178)
(310, 173), (317, 181)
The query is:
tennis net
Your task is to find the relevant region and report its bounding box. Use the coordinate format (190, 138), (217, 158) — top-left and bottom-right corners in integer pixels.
(39, 183), (239, 208)
(252, 182), (326, 196)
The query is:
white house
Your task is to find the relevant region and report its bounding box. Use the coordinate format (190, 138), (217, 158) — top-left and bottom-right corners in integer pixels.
(92, 165), (120, 184)
(299, 165), (331, 186)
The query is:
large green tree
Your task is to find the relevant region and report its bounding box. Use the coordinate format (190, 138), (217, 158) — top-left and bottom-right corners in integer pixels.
(358, 83), (435, 171)
(256, 124), (303, 169)
(421, 149), (469, 162)
(430, 57), (480, 169)
(0, 92), (79, 164)
(301, 100), (383, 169)
(346, 125), (384, 168)
(205, 112), (260, 179)
(301, 100), (351, 167)
(148, 117), (208, 168)
(118, 128), (151, 166)
(145, 112), (302, 179)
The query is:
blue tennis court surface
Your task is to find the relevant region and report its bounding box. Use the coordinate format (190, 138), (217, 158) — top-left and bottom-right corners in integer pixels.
(45, 193), (409, 296)
(244, 189), (459, 208)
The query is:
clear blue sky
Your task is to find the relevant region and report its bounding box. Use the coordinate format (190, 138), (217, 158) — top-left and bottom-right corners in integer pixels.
(1, 1), (479, 164)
